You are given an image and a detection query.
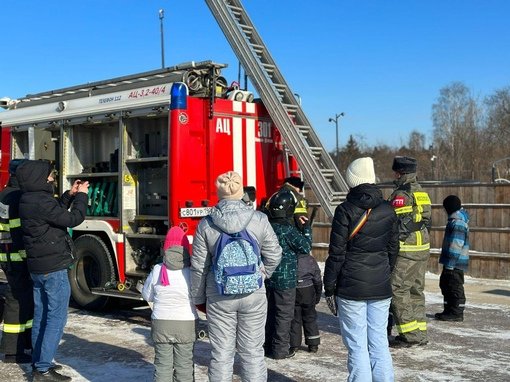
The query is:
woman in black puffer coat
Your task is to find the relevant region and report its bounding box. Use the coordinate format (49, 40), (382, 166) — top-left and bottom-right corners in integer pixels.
(324, 157), (399, 382)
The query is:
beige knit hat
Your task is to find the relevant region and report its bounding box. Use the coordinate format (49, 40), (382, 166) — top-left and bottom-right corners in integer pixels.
(345, 157), (376, 188)
(216, 171), (244, 200)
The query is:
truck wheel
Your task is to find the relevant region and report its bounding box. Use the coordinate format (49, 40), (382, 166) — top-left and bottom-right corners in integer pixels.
(68, 234), (115, 311)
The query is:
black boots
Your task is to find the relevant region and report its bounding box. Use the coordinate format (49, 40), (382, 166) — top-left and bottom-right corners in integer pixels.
(3, 353), (32, 364)
(434, 312), (464, 322)
(33, 368), (71, 381)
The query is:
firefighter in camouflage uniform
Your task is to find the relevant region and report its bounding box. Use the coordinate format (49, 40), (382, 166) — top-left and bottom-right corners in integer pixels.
(388, 156), (431, 347)
(0, 159), (33, 363)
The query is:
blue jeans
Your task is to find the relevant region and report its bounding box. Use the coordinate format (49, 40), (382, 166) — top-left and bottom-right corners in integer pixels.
(337, 297), (394, 382)
(31, 269), (71, 372)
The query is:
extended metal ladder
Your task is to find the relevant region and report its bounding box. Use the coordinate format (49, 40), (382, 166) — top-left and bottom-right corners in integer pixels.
(205, 0), (349, 219)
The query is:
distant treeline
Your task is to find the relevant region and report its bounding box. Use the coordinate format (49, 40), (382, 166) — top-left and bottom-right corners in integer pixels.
(330, 82), (510, 183)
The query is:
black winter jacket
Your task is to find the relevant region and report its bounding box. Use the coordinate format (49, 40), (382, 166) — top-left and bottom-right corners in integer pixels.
(16, 160), (88, 274)
(324, 183), (399, 300)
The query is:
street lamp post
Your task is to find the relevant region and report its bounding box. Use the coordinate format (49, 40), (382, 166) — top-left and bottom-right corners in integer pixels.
(159, 9), (165, 69)
(328, 112), (345, 166)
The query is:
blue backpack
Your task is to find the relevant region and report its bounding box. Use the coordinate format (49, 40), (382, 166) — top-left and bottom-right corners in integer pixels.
(212, 226), (262, 295)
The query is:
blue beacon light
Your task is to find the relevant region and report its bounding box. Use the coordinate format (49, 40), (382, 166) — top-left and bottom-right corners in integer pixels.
(170, 82), (188, 110)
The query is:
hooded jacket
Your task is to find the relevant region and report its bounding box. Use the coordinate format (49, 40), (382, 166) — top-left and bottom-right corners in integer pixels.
(16, 160), (88, 274)
(266, 220), (311, 290)
(439, 208), (470, 271)
(324, 183), (399, 300)
(191, 199), (282, 304)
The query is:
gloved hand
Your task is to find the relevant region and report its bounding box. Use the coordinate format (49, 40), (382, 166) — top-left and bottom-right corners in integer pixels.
(195, 303), (207, 314)
(315, 293), (321, 305)
(324, 286), (335, 298)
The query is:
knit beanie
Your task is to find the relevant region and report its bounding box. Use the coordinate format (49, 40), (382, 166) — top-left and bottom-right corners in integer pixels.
(443, 195), (461, 215)
(216, 171), (244, 200)
(345, 157), (376, 188)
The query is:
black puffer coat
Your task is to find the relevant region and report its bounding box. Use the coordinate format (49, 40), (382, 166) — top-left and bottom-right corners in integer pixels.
(16, 160), (88, 274)
(324, 184), (399, 300)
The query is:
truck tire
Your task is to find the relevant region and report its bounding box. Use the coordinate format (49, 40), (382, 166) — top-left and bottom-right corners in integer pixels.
(68, 234), (115, 311)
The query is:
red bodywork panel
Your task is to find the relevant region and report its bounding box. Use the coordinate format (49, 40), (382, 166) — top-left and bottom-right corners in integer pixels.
(0, 127), (12, 188)
(168, 96), (297, 235)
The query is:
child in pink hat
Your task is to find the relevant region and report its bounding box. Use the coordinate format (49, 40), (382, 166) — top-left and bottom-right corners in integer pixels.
(142, 226), (198, 381)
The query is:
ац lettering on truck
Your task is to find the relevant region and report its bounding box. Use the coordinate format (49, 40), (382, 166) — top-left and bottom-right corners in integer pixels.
(0, 62), (299, 310)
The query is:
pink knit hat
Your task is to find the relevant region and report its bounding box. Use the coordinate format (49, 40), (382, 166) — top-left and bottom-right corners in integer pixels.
(162, 226), (190, 252)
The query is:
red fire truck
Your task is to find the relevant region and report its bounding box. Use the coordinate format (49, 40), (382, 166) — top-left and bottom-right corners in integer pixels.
(0, 61), (299, 309)
(0, 0), (349, 310)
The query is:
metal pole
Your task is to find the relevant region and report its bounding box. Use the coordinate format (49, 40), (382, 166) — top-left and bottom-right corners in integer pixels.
(328, 112), (344, 167)
(159, 9), (165, 69)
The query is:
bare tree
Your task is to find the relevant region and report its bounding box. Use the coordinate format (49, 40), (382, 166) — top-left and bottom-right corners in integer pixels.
(485, 87), (510, 160)
(432, 82), (482, 180)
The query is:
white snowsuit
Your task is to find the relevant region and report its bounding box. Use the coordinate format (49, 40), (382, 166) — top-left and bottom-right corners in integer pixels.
(191, 199), (282, 382)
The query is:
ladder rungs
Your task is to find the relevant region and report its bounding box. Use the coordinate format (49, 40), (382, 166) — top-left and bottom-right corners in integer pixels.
(283, 103), (298, 111)
(331, 193), (347, 203)
(274, 84), (286, 94)
(240, 24), (253, 35)
(251, 43), (264, 54)
(310, 147), (323, 157)
(262, 63), (275, 73)
(296, 125), (310, 135)
(321, 169), (335, 178)
(207, 0), (350, 219)
(227, 5), (243, 15)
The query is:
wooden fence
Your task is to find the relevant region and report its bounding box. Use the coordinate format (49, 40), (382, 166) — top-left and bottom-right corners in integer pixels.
(309, 182), (510, 279)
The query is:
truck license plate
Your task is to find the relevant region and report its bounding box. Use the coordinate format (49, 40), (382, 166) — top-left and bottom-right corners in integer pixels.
(179, 207), (213, 218)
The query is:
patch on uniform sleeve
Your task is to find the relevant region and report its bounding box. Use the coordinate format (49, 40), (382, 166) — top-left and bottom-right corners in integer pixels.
(391, 196), (405, 208)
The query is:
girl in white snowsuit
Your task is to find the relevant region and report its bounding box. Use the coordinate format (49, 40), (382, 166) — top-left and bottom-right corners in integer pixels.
(142, 226), (198, 382)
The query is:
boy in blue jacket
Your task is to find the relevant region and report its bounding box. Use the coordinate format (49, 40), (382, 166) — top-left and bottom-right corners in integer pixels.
(435, 195), (470, 322)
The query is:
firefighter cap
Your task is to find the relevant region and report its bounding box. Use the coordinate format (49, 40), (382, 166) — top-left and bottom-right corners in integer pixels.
(284, 176), (304, 192)
(392, 156), (417, 174)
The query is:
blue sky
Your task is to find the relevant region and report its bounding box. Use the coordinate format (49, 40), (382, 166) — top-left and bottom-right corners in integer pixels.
(1, 1), (509, 150)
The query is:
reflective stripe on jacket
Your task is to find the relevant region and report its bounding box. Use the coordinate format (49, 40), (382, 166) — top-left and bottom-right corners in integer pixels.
(389, 174), (431, 260)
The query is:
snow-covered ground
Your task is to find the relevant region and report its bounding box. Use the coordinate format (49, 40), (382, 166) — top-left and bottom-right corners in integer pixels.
(1, 271), (510, 381)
